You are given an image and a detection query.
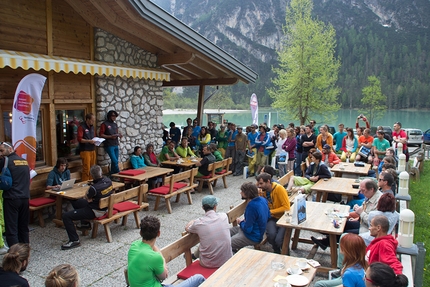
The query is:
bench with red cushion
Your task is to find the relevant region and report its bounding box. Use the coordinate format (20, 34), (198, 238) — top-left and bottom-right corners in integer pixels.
(29, 197), (57, 228)
(177, 260), (218, 279)
(194, 158), (232, 195)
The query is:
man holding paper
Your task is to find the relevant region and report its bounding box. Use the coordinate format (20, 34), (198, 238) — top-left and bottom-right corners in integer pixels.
(77, 113), (97, 181)
(256, 173), (290, 254)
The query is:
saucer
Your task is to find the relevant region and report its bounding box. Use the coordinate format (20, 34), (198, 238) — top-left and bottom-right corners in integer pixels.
(286, 275), (309, 286)
(287, 268), (303, 275)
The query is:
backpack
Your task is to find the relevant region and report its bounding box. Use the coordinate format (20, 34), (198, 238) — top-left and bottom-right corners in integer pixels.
(0, 157), (13, 190)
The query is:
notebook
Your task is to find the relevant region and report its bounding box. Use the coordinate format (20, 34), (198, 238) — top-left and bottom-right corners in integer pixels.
(52, 178), (76, 191)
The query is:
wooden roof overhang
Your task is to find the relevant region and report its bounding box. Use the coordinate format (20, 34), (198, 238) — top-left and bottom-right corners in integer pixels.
(64, 0), (258, 87)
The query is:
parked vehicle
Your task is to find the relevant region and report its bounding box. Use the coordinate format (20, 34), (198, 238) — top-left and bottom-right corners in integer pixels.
(423, 129), (430, 144)
(404, 128), (423, 146)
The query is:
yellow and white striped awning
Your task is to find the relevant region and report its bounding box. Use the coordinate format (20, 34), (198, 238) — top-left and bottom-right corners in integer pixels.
(0, 49), (170, 81)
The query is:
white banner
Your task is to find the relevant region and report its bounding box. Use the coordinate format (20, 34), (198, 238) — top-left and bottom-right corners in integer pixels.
(12, 73), (46, 171)
(250, 93), (258, 125)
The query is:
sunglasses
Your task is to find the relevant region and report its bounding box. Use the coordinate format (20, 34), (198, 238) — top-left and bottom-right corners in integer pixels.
(364, 274), (375, 284)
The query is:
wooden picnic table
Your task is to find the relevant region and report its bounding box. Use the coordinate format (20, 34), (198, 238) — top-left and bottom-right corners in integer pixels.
(161, 157), (201, 169)
(277, 201), (350, 269)
(331, 162), (370, 178)
(45, 181), (125, 227)
(200, 248), (316, 287)
(111, 166), (174, 183)
(311, 177), (359, 202)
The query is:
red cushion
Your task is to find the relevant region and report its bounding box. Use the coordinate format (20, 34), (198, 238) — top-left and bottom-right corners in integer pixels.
(201, 175), (212, 179)
(29, 197), (56, 207)
(113, 201), (140, 212)
(119, 169), (146, 176)
(149, 186), (171, 195)
(173, 182), (188, 189)
(215, 169), (227, 175)
(177, 260), (218, 280)
(95, 210), (118, 220)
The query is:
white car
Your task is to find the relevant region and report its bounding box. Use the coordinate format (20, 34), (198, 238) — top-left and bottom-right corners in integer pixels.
(404, 128), (423, 146)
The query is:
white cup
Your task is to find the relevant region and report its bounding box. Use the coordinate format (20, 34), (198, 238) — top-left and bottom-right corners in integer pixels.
(278, 279), (290, 287)
(271, 260), (285, 270)
(290, 266), (301, 274)
(297, 258), (307, 269)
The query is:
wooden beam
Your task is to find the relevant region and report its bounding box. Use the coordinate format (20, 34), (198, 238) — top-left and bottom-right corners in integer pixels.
(46, 0), (53, 55)
(163, 78), (238, 87)
(54, 99), (94, 104)
(197, 85), (205, 125)
(158, 52), (195, 66)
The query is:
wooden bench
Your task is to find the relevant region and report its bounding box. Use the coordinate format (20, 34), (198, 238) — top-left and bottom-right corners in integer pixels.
(147, 168), (198, 214)
(278, 170), (294, 187)
(91, 184), (149, 242)
(409, 153), (424, 181)
(194, 158), (232, 194)
(29, 171), (82, 227)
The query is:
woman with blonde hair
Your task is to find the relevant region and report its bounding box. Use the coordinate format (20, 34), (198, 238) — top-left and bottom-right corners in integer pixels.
(45, 264), (80, 287)
(314, 233), (367, 287)
(0, 243), (30, 286)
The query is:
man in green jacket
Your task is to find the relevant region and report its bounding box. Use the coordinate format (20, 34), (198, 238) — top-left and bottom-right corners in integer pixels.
(216, 125), (228, 157)
(176, 138), (196, 158)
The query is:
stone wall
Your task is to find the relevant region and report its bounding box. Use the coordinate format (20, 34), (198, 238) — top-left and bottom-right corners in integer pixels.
(94, 28), (164, 167)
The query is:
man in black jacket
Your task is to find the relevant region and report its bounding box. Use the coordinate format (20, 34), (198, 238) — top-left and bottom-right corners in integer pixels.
(61, 165), (113, 250)
(0, 142), (30, 247)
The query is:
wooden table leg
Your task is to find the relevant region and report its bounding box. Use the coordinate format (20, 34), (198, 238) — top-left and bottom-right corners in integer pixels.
(53, 196), (64, 227)
(321, 192), (328, 203)
(292, 229), (301, 249)
(329, 234), (338, 268)
(281, 228), (292, 255)
(315, 192), (322, 202)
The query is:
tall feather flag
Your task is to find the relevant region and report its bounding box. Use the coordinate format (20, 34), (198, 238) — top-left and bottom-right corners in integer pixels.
(12, 73), (46, 173)
(250, 93), (258, 125)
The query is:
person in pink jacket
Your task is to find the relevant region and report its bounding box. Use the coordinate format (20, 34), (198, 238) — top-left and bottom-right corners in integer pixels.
(321, 144), (340, 168)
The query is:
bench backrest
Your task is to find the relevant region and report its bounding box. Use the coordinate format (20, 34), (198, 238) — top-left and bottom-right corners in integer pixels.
(207, 158), (232, 176)
(161, 232), (200, 266)
(162, 168), (198, 193)
(99, 184), (148, 217)
(278, 170), (293, 187)
(227, 201), (247, 226)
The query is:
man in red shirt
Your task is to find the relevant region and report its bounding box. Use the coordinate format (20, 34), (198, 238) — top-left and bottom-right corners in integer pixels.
(392, 122), (408, 160)
(355, 128), (374, 163)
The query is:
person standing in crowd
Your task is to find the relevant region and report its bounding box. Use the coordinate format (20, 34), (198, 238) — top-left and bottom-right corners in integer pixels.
(197, 126), (211, 155)
(257, 173), (290, 254)
(77, 113), (96, 181)
(301, 125), (316, 162)
(61, 165), (113, 250)
(355, 114), (370, 130)
(310, 120), (318, 135)
(333, 123), (347, 152)
(45, 264), (80, 287)
(169, 122), (181, 146)
(46, 157), (71, 190)
(275, 129), (288, 177)
(247, 124), (259, 177)
(128, 216), (205, 287)
(216, 125), (228, 158)
(0, 142), (30, 247)
(294, 126), (305, 176)
(0, 243), (30, 287)
(185, 196), (232, 268)
(230, 183), (270, 252)
(233, 126), (247, 176)
(192, 118), (201, 139)
(207, 121), (218, 143)
(99, 110), (122, 175)
(255, 125), (270, 176)
(225, 123), (237, 172)
(182, 118), (193, 137)
(283, 128), (297, 173)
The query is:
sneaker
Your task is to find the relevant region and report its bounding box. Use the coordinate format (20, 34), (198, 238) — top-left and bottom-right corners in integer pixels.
(61, 240), (81, 250)
(311, 236), (329, 250)
(0, 246), (9, 255)
(76, 223), (92, 231)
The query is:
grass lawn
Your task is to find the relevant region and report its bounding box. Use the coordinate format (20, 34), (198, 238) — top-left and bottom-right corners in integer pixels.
(408, 160), (429, 286)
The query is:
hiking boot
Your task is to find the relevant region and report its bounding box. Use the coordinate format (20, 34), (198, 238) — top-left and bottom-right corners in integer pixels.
(76, 223), (92, 231)
(61, 240), (81, 250)
(311, 236), (329, 250)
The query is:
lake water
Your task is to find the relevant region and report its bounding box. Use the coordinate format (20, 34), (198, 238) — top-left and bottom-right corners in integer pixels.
(163, 108), (430, 132)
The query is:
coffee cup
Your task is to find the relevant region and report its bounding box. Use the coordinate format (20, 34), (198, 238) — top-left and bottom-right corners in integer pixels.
(278, 279), (290, 287)
(297, 258), (307, 269)
(290, 266), (301, 274)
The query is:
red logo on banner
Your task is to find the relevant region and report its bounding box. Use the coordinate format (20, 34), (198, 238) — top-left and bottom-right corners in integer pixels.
(14, 90), (34, 115)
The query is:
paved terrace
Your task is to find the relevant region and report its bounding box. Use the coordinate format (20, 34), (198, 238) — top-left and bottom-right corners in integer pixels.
(4, 175), (332, 286)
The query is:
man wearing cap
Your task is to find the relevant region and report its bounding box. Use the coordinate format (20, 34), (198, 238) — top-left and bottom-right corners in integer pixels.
(247, 124), (259, 176)
(372, 130), (390, 166)
(321, 144), (340, 168)
(185, 196), (232, 268)
(99, 110), (122, 175)
(233, 126), (247, 176)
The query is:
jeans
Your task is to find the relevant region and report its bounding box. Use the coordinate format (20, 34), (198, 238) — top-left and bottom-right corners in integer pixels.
(62, 199), (96, 242)
(225, 146), (236, 171)
(105, 145), (120, 174)
(314, 277), (343, 287)
(230, 226), (259, 251)
(163, 274), (205, 287)
(294, 152), (303, 175)
(3, 198), (30, 246)
(266, 218), (286, 253)
(234, 150), (245, 175)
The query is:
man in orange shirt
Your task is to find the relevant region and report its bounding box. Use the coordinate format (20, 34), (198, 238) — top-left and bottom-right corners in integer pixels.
(356, 128), (374, 163)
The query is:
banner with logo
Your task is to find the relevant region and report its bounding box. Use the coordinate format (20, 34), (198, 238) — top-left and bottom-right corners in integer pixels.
(12, 73), (46, 171)
(250, 93), (258, 125)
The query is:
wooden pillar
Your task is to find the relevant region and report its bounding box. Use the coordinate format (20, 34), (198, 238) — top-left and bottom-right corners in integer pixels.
(196, 85), (205, 125)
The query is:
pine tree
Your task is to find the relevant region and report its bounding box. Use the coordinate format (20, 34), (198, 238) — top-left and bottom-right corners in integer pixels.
(269, 0), (341, 125)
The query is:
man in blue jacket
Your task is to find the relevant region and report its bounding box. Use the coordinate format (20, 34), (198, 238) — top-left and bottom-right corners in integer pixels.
(230, 182), (270, 252)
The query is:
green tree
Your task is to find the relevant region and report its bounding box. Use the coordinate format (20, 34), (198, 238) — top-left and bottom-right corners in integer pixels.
(360, 76), (387, 125)
(269, 0), (341, 125)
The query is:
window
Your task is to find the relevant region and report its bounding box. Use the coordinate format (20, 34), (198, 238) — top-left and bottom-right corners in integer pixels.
(56, 109), (85, 159)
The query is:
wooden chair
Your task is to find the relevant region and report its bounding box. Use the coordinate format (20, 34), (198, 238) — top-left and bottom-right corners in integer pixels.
(195, 158), (232, 194)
